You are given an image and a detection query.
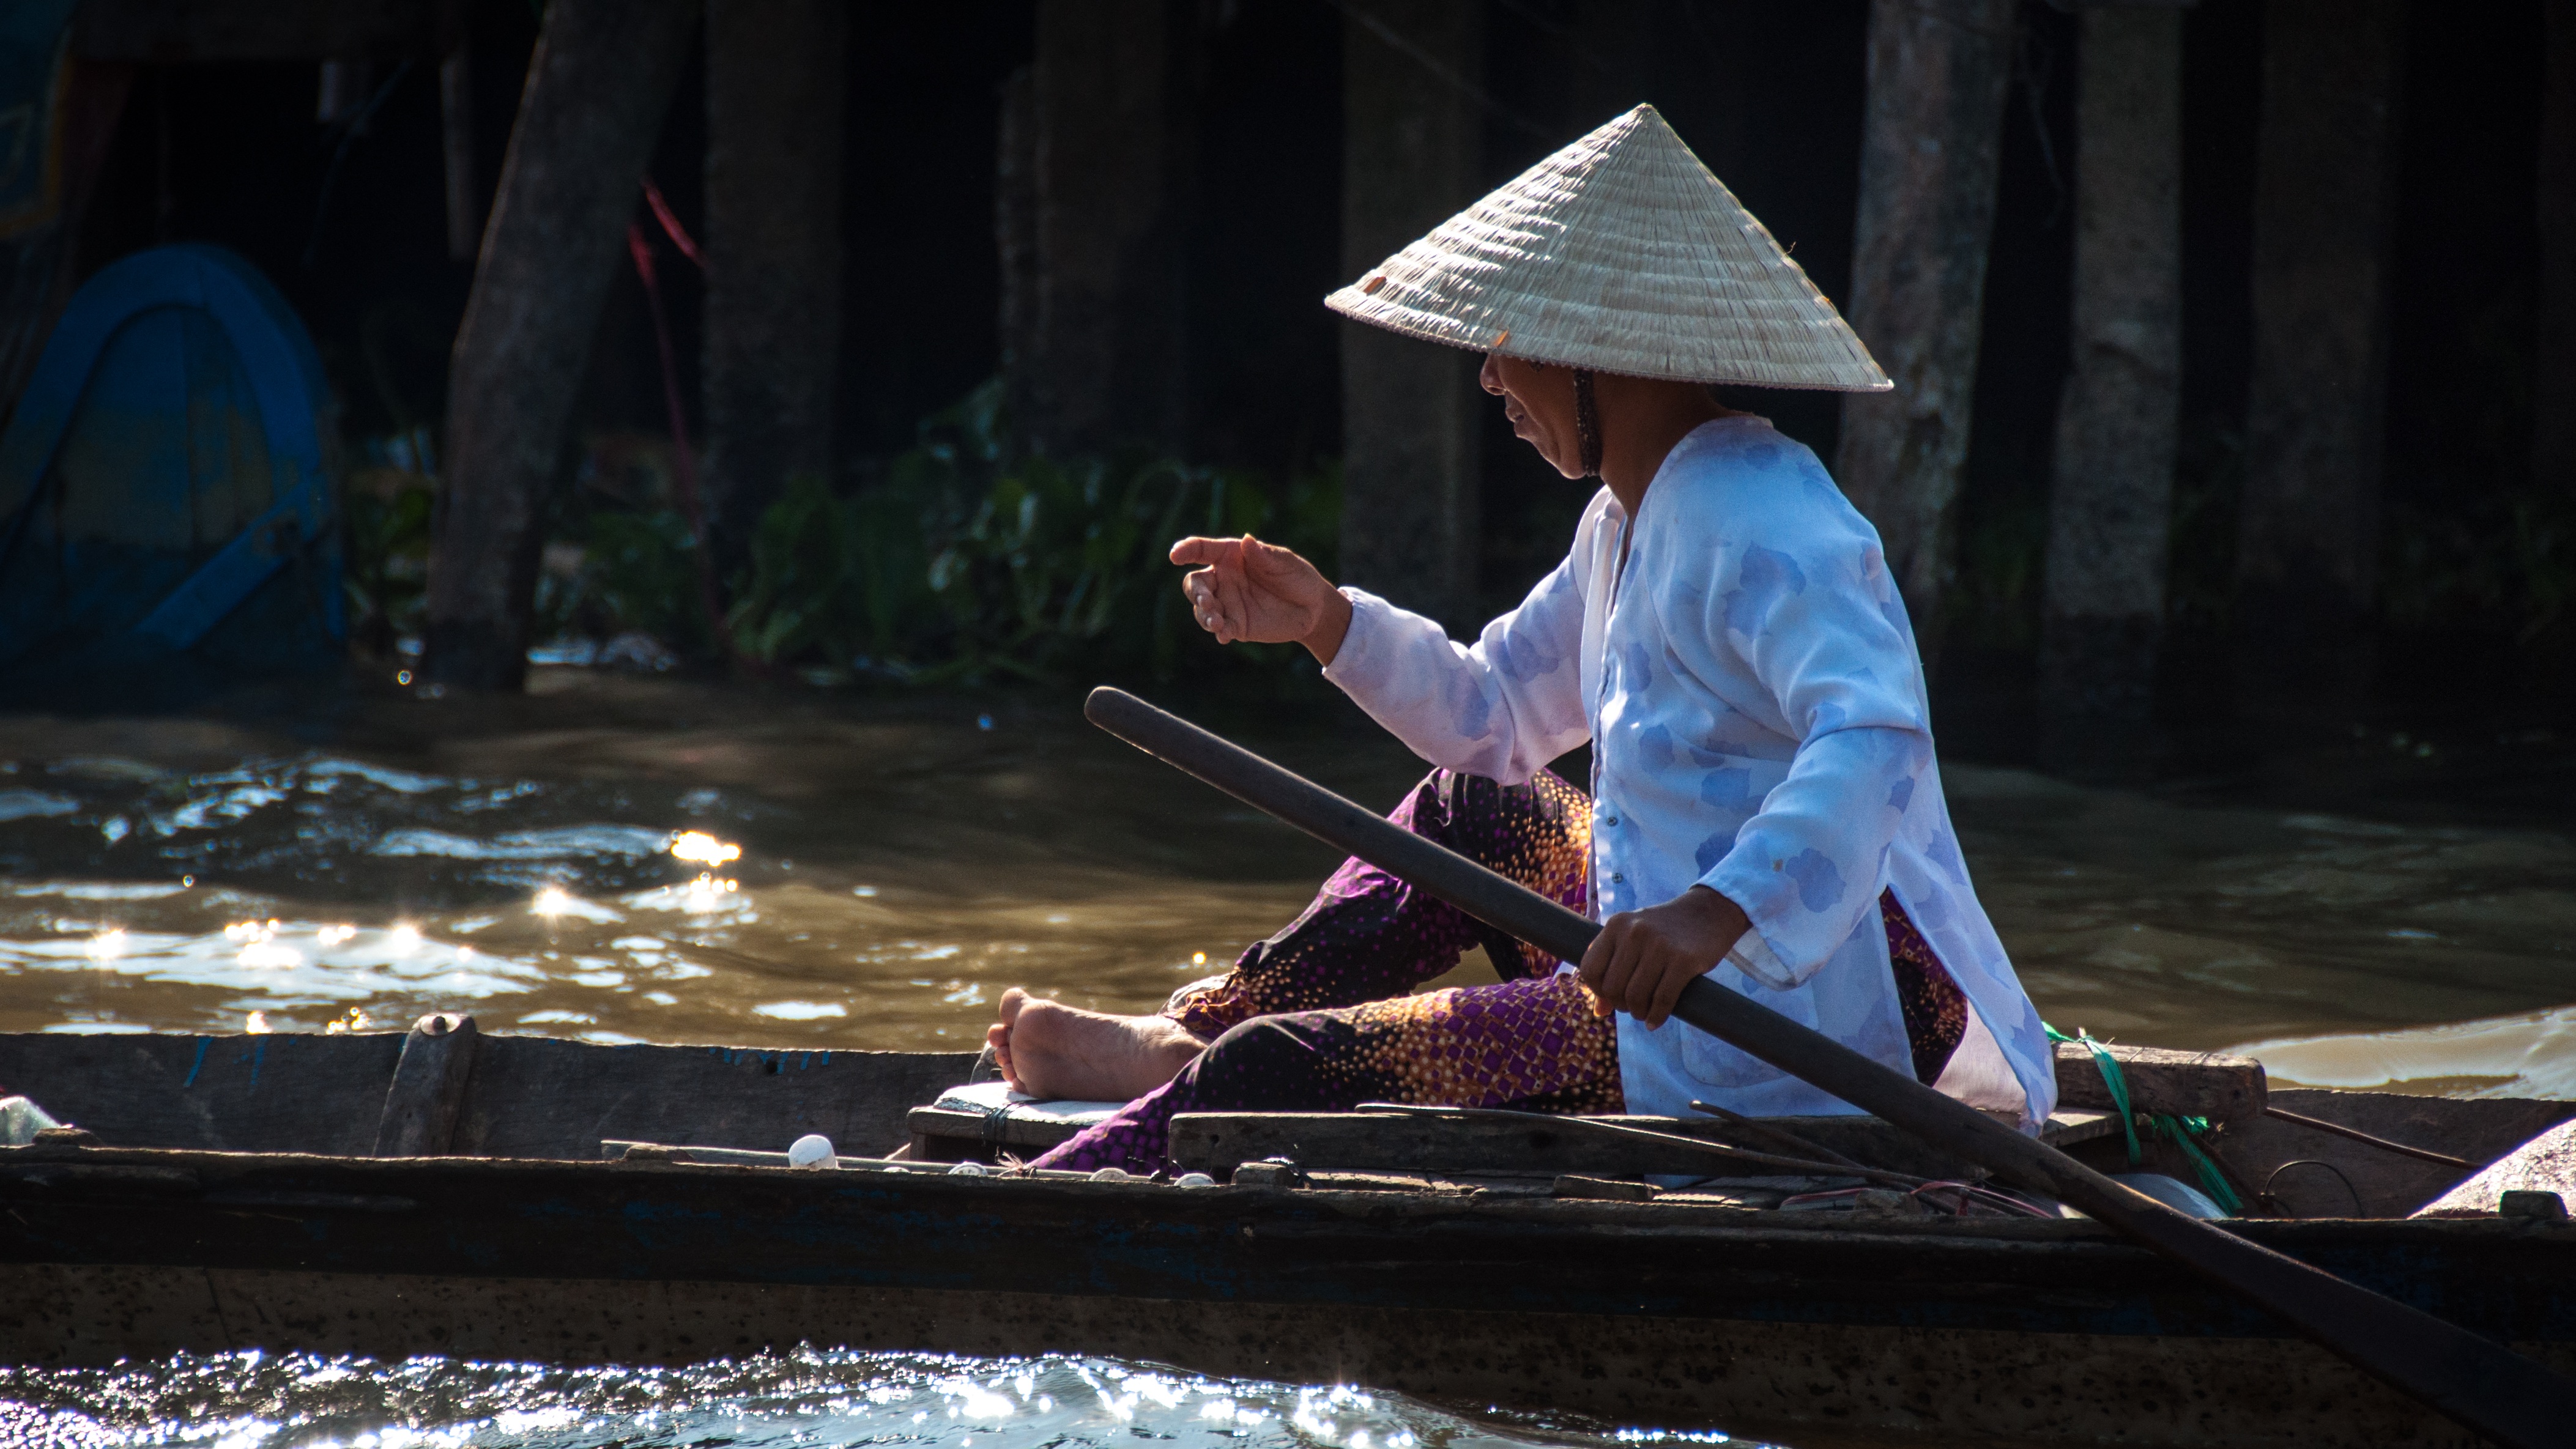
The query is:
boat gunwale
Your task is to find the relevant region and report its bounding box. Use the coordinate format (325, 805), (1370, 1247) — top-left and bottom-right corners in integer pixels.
(4, 1140), (2567, 1248)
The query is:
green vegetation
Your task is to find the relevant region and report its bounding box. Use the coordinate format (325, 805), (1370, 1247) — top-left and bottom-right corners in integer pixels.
(347, 383), (2575, 702)
(347, 381), (1341, 696)
(2382, 488), (2576, 654)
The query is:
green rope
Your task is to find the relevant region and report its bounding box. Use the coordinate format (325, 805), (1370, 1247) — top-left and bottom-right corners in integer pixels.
(2046, 1022), (2140, 1160)
(2044, 1022), (2244, 1216)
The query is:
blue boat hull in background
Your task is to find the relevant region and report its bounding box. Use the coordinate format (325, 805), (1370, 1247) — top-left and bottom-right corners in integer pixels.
(0, 244), (343, 705)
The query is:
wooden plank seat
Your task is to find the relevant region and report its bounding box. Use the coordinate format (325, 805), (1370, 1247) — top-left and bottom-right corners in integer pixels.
(905, 1080), (1124, 1162)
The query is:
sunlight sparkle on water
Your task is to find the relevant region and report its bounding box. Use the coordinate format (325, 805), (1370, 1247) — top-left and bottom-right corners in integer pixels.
(531, 887), (623, 924)
(0, 1350), (1715, 1449)
(669, 830), (742, 867)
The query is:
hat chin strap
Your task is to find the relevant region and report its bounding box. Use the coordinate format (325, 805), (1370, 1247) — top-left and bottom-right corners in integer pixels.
(1573, 369), (1603, 478)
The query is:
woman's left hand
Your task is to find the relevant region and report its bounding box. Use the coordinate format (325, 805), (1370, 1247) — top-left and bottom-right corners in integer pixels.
(1576, 885), (1751, 1028)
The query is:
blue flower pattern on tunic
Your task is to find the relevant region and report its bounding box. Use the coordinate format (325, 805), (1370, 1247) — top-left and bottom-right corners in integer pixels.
(1318, 417), (2057, 1126)
(1783, 848), (1847, 913)
(1723, 546), (1806, 639)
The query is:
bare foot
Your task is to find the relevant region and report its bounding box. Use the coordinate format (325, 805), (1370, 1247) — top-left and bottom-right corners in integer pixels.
(985, 987), (1206, 1101)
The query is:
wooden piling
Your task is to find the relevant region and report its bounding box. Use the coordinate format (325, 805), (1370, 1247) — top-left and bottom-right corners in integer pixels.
(1833, 0), (2019, 663)
(2537, 6), (2576, 495)
(424, 0), (700, 692)
(2236, 0), (2403, 725)
(1022, 0), (1195, 459)
(439, 44), (477, 262)
(996, 63), (1039, 446)
(701, 0), (847, 564)
(2038, 4), (2183, 780)
(1338, 0), (1483, 628)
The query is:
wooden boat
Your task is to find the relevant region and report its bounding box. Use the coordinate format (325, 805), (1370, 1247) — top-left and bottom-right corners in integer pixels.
(2, 1019), (2570, 1449)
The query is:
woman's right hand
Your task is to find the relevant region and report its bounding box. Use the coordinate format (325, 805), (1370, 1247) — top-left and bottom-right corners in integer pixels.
(1170, 534), (1353, 665)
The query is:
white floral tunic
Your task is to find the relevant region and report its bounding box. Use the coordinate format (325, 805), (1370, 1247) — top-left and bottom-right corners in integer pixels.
(1321, 417), (2057, 1127)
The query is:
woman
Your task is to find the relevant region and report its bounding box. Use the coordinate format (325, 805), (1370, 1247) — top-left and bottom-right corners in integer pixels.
(990, 105), (2055, 1174)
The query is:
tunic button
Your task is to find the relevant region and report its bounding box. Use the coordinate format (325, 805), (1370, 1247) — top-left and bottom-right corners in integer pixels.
(1609, 872), (1625, 884)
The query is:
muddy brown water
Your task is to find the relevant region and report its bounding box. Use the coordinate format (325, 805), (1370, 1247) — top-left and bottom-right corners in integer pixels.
(1, 670), (2572, 1096)
(3, 669), (2574, 1448)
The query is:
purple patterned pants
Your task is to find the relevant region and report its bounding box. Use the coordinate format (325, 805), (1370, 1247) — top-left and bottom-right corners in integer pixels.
(1033, 768), (1608, 1174)
(1030, 767), (1963, 1175)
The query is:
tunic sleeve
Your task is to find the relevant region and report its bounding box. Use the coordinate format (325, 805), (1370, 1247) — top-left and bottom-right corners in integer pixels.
(1321, 559), (1591, 787)
(1683, 509), (1932, 988)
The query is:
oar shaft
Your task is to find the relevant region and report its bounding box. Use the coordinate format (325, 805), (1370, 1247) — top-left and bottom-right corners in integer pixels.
(1084, 686), (2576, 1449)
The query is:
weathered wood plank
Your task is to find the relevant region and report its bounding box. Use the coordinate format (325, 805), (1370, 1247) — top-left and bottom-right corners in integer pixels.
(372, 1014), (480, 1156)
(455, 1038), (976, 1159)
(0, 1031), (399, 1155)
(0, 1031), (973, 1162)
(2054, 1041), (2266, 1121)
(1, 1136), (2570, 1449)
(1167, 1112), (1992, 1180)
(2203, 1089), (2576, 1220)
(906, 1105), (1088, 1157)
(910, 1103), (2118, 1171)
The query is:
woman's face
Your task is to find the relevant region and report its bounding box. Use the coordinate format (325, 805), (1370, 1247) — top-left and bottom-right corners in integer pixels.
(1481, 352), (1584, 480)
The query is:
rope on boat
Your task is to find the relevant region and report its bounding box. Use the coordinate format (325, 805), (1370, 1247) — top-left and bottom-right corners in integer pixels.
(2046, 1023), (2246, 1215)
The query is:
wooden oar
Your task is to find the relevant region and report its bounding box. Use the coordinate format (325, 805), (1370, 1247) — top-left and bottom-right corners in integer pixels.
(1084, 686), (2574, 1449)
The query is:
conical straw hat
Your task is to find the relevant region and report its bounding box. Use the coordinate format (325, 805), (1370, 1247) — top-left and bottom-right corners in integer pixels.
(1327, 105), (1890, 392)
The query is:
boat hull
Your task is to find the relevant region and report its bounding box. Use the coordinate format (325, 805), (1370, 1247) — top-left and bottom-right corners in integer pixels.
(5, 1261), (2561, 1449)
(4, 1145), (2570, 1448)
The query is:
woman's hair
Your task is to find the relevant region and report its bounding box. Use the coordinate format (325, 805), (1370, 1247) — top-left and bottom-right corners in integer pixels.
(1572, 369), (1602, 478)
(1532, 358), (1605, 478)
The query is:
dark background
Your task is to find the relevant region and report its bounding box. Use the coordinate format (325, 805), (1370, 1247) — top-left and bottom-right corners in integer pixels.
(62, 0), (2562, 764)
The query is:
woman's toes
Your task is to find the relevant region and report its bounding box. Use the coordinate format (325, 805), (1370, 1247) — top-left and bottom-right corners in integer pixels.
(986, 1023), (1022, 1090)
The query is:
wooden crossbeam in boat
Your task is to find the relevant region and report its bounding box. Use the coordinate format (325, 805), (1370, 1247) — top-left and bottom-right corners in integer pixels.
(2053, 1041), (2266, 1121)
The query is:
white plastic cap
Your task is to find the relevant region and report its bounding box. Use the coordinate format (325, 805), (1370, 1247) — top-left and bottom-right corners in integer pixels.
(787, 1133), (837, 1169)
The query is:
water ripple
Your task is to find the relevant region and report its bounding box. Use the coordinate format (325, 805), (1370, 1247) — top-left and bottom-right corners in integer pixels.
(0, 1349), (1763, 1449)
